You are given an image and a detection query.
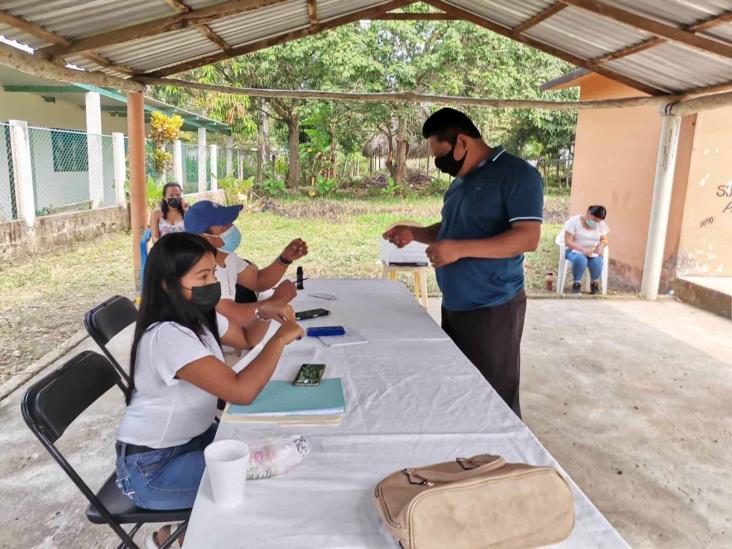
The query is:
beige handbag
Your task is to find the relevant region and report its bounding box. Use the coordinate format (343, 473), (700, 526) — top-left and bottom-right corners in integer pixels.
(373, 454), (575, 549)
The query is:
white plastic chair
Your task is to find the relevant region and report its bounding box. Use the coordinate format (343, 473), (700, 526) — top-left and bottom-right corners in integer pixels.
(380, 221), (429, 309)
(555, 231), (609, 295)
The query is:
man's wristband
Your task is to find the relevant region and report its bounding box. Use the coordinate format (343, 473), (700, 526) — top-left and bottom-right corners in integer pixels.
(277, 255), (293, 265)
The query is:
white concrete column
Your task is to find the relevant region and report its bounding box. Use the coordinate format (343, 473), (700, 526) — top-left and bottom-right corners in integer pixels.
(197, 127), (207, 193)
(238, 149), (244, 180)
(641, 114), (682, 300)
(225, 135), (234, 177)
(112, 132), (126, 205)
(8, 120), (35, 227)
(85, 91), (104, 208)
(210, 144), (218, 191)
(173, 139), (183, 185)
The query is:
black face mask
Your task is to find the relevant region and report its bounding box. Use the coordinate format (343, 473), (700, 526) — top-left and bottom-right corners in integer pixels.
(166, 197), (181, 209)
(188, 282), (221, 312)
(434, 144), (467, 177)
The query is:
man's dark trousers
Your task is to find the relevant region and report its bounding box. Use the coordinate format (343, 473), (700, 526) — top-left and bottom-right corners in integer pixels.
(441, 290), (526, 418)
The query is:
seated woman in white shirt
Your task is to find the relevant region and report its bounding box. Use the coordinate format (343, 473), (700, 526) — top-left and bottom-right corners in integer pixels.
(563, 205), (609, 294)
(115, 232), (303, 548)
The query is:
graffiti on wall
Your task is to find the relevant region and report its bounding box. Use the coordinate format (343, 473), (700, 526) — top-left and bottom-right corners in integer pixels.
(718, 181), (732, 215)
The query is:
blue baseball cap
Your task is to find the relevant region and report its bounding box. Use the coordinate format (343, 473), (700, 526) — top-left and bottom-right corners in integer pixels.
(183, 200), (243, 234)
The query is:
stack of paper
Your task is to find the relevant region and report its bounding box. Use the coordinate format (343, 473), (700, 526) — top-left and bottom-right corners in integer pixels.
(222, 378), (345, 425)
(318, 328), (367, 347)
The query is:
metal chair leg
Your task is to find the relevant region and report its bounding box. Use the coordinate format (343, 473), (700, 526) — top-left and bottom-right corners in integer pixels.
(159, 520), (188, 549)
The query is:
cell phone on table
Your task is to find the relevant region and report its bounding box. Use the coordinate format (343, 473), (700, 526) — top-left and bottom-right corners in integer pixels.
(295, 308), (330, 321)
(293, 364), (326, 387)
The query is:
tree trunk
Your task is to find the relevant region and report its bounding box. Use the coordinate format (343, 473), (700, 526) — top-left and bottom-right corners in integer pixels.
(256, 108), (268, 184)
(329, 128), (337, 181)
(395, 115), (408, 187)
(286, 116), (300, 190)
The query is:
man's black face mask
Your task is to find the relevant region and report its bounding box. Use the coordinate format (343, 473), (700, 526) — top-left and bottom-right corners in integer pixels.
(434, 141), (467, 177)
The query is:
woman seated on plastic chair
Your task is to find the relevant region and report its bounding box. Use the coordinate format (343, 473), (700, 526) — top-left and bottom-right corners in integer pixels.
(115, 232), (302, 548)
(563, 205), (609, 294)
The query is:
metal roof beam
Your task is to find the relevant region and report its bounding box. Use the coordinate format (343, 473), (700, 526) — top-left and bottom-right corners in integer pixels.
(424, 0), (667, 95)
(142, 0), (418, 77)
(512, 2), (567, 36)
(592, 36), (666, 63)
(373, 12), (457, 21)
(163, 0), (233, 52)
(561, 0), (732, 61)
(687, 10), (732, 33)
(38, 0), (289, 60)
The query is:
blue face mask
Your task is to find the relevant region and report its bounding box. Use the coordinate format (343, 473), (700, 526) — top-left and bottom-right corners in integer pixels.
(586, 218), (597, 229)
(218, 225), (241, 253)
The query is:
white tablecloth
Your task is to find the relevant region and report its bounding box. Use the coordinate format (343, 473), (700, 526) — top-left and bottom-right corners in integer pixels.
(183, 279), (628, 548)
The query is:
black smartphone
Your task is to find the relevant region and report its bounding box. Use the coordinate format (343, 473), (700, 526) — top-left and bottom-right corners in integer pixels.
(293, 364), (326, 387)
(295, 308), (330, 321)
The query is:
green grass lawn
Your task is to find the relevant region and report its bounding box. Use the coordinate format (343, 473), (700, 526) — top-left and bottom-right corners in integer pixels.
(0, 195), (565, 382)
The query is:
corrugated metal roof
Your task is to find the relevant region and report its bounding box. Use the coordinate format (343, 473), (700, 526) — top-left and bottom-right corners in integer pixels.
(1, 0), (732, 95)
(209, 0), (310, 46)
(607, 41), (732, 92)
(526, 6), (651, 60)
(446, 0), (553, 29)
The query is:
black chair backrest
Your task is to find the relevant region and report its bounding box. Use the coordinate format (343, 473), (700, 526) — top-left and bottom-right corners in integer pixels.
(84, 295), (137, 347)
(84, 296), (137, 384)
(22, 351), (123, 444)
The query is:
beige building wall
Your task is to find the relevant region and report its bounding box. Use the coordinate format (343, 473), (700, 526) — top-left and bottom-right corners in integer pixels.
(567, 74), (693, 289)
(676, 106), (732, 277)
(0, 90), (129, 133)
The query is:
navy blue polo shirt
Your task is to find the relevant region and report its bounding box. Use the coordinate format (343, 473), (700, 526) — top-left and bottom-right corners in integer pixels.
(436, 146), (544, 311)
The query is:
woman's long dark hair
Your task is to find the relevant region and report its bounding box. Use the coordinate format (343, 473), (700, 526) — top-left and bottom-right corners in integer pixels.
(588, 205), (607, 220)
(161, 182), (185, 221)
(127, 232), (220, 404)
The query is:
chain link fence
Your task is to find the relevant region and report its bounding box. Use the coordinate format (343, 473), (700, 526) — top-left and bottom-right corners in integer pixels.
(0, 125), (228, 221)
(0, 122), (16, 221)
(183, 143), (198, 193)
(29, 126), (88, 213)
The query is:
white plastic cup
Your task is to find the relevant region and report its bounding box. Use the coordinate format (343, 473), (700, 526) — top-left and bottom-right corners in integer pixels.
(204, 440), (250, 508)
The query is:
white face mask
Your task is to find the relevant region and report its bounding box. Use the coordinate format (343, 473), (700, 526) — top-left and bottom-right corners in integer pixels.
(586, 218), (597, 229)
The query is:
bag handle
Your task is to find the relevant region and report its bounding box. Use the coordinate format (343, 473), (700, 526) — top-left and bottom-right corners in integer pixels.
(404, 454), (506, 485)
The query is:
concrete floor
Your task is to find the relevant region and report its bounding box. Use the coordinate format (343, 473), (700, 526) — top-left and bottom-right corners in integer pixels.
(1, 298), (730, 548)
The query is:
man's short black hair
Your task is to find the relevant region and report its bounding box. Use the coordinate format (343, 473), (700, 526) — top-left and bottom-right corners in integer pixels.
(422, 107), (481, 142)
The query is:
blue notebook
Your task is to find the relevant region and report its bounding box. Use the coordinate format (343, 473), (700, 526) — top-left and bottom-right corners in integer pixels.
(227, 378), (345, 417)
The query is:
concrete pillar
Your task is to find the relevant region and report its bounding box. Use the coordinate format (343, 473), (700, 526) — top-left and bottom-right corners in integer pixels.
(112, 132), (126, 206)
(85, 91), (104, 208)
(8, 120), (35, 227)
(128, 92), (146, 287)
(210, 144), (218, 191)
(173, 139), (183, 185)
(238, 149), (244, 180)
(225, 135), (234, 177)
(641, 113), (682, 300)
(197, 127), (207, 193)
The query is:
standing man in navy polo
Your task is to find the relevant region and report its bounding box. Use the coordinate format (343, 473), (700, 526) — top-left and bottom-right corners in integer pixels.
(383, 108), (543, 417)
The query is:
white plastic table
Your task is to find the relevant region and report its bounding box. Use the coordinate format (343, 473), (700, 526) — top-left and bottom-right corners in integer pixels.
(183, 279), (628, 548)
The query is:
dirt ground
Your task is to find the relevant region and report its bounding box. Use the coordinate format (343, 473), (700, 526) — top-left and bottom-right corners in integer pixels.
(0, 297), (729, 548)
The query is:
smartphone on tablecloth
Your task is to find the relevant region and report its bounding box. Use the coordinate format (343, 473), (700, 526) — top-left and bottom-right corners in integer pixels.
(293, 364), (326, 387)
(295, 308), (330, 321)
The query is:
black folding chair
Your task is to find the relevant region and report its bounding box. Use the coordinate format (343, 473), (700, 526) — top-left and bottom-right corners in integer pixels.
(84, 295), (138, 386)
(21, 351), (189, 549)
